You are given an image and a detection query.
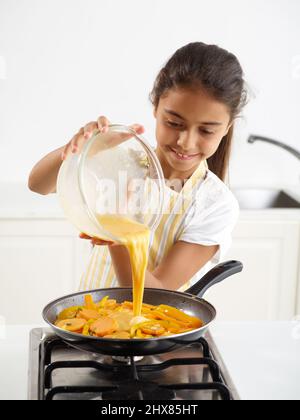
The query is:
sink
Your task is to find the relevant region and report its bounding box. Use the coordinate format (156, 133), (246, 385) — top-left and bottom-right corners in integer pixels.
(232, 188), (300, 210)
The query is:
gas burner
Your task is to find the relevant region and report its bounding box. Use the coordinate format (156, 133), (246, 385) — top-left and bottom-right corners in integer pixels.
(28, 328), (239, 400)
(112, 355), (144, 363)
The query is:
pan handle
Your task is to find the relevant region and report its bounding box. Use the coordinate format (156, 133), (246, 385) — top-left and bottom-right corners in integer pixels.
(185, 260), (243, 298)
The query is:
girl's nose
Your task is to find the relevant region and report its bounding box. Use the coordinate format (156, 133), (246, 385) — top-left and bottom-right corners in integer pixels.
(176, 130), (198, 152)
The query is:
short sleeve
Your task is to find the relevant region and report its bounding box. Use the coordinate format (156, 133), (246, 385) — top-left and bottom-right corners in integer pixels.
(178, 184), (240, 264)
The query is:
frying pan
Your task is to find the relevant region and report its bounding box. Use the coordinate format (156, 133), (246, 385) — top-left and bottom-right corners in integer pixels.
(43, 260), (242, 356)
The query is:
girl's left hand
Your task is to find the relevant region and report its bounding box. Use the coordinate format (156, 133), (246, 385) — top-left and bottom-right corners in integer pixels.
(79, 233), (121, 247)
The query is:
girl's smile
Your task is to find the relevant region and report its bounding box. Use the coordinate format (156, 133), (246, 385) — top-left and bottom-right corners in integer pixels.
(168, 145), (201, 161)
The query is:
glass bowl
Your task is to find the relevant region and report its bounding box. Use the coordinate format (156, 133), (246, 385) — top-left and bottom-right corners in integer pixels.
(57, 124), (165, 243)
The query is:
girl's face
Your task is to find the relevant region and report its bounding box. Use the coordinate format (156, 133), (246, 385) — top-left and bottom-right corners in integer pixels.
(154, 87), (232, 179)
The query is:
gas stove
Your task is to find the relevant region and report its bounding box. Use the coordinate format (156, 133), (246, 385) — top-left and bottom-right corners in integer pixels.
(28, 328), (239, 400)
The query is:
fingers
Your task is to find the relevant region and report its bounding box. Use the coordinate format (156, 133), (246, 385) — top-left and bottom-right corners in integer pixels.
(79, 233), (92, 239)
(83, 121), (98, 140)
(61, 140), (73, 161)
(91, 238), (115, 246)
(61, 118), (144, 161)
(100, 123), (145, 150)
(129, 124), (145, 135)
(97, 116), (111, 133)
(79, 233), (115, 246)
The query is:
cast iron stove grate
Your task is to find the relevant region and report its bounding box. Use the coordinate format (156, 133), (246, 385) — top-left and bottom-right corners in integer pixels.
(31, 331), (234, 400)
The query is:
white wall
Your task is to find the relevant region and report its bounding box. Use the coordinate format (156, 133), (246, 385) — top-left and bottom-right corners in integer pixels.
(0, 0), (300, 188)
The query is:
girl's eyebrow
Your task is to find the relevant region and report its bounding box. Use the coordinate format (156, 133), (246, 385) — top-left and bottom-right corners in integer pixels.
(164, 109), (223, 126)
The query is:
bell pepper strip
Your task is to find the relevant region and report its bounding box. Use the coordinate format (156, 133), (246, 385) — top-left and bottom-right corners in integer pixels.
(122, 301), (156, 312)
(84, 294), (97, 310)
(142, 303), (157, 309)
(156, 305), (203, 328)
(146, 311), (190, 327)
(96, 295), (109, 308)
(177, 327), (195, 334)
(104, 299), (118, 310)
(141, 307), (154, 315)
(121, 301), (133, 309)
(161, 321), (183, 334)
(82, 319), (95, 336)
(130, 323), (140, 338)
(135, 329), (152, 339)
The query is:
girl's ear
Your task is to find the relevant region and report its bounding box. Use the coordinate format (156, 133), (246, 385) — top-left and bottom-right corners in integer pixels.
(153, 107), (157, 119)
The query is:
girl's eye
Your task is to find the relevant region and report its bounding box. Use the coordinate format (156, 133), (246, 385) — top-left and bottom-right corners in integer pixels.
(166, 120), (214, 135)
(166, 120), (183, 129)
(200, 129), (214, 135)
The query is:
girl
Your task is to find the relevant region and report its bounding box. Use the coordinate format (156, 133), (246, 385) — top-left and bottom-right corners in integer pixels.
(28, 42), (248, 292)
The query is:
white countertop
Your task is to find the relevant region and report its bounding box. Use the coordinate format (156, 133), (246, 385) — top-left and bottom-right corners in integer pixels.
(210, 322), (300, 400)
(1, 322), (300, 400)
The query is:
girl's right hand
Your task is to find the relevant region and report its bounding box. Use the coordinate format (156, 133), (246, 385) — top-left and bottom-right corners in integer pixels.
(79, 232), (121, 247)
(61, 116), (110, 161)
(61, 116), (145, 161)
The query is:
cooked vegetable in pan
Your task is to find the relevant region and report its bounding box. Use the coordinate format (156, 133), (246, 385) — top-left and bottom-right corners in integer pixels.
(54, 294), (203, 339)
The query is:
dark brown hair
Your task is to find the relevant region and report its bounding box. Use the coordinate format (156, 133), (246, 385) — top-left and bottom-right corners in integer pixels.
(149, 42), (248, 181)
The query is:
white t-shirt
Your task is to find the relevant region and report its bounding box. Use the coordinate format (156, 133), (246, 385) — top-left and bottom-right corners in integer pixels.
(176, 169), (240, 287)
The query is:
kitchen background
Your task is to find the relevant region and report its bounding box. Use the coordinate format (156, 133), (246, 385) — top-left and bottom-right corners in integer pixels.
(0, 0), (300, 325)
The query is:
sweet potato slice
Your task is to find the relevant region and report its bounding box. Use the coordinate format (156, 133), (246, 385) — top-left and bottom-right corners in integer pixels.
(90, 317), (118, 337)
(57, 306), (82, 320)
(55, 318), (86, 332)
(77, 308), (101, 321)
(140, 322), (165, 336)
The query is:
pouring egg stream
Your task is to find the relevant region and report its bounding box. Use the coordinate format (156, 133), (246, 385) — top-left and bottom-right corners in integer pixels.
(96, 214), (151, 319)
(55, 214), (203, 339)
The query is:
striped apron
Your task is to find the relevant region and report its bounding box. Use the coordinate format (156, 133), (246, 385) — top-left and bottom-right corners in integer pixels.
(79, 160), (208, 292)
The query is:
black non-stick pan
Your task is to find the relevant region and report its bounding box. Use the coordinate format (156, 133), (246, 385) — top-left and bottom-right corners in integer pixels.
(43, 260), (243, 356)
